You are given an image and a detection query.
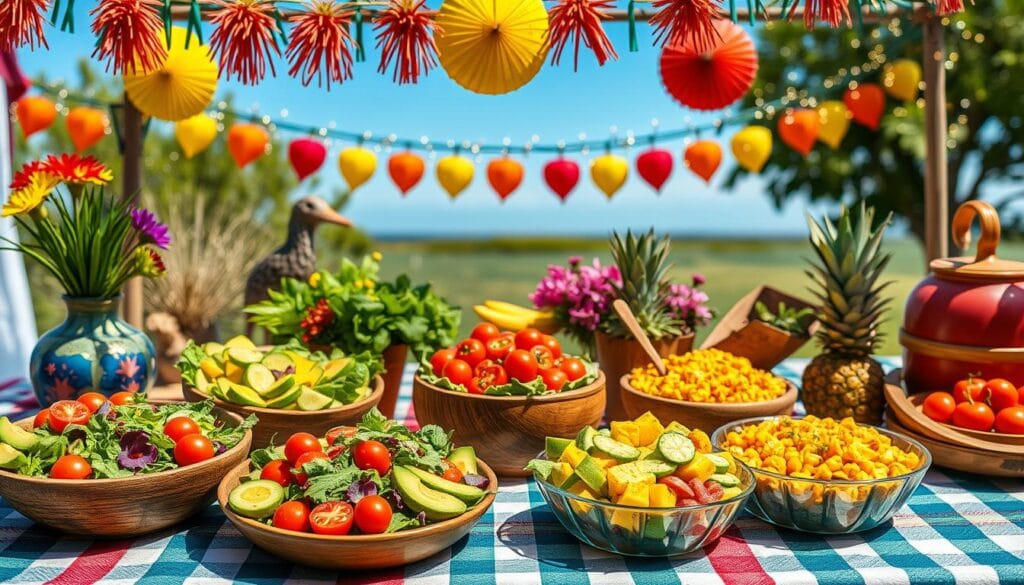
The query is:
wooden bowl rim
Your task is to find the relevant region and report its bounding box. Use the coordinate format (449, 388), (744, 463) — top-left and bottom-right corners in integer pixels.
(182, 374), (386, 417)
(217, 457), (498, 543)
(619, 374), (798, 412)
(0, 400), (252, 486)
(411, 371), (605, 403)
(894, 376), (1024, 445)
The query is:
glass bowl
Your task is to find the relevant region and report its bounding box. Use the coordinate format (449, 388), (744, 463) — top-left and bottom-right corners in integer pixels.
(711, 416), (931, 534)
(531, 454), (755, 557)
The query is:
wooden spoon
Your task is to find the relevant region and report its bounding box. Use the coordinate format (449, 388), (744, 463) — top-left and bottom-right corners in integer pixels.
(612, 299), (668, 376)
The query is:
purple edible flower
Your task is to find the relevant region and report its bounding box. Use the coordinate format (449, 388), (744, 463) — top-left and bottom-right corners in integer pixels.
(663, 281), (712, 331)
(346, 477), (378, 504)
(117, 431), (158, 471)
(130, 208), (172, 249)
(530, 257), (621, 333)
(213, 441), (227, 455)
(414, 511), (427, 526)
(462, 473), (490, 490)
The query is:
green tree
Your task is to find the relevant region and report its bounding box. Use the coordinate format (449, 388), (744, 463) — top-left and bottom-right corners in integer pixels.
(727, 2), (1024, 245)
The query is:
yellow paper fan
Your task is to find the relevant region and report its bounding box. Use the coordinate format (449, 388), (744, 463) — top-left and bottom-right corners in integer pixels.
(124, 27), (218, 121)
(435, 0), (549, 95)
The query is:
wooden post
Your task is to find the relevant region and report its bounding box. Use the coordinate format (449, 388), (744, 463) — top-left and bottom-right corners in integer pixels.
(922, 12), (949, 261)
(121, 95), (144, 329)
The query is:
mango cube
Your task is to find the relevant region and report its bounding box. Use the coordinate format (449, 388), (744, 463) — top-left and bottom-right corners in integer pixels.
(610, 421), (641, 447)
(559, 443), (588, 468)
(674, 453), (716, 483)
(649, 483), (677, 508)
(607, 465), (655, 498)
(199, 358), (224, 379)
(632, 412), (664, 447)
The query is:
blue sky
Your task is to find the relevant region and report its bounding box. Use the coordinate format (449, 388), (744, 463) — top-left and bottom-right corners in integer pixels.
(16, 4), (835, 238)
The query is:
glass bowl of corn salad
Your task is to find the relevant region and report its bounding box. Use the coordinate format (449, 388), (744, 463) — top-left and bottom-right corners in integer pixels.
(711, 415), (931, 534)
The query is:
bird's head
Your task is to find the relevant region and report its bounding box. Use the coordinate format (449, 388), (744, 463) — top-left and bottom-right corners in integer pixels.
(291, 196), (353, 228)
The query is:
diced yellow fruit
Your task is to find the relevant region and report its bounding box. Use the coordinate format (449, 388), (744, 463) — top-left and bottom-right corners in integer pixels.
(615, 482), (650, 507)
(638, 446), (653, 460)
(550, 462), (575, 487)
(224, 335), (257, 350)
(719, 452), (737, 474)
(199, 358), (224, 379)
(610, 509), (642, 532)
(559, 443), (588, 468)
(297, 365), (323, 387)
(610, 421), (641, 447)
(224, 361), (244, 384)
(722, 486), (743, 501)
(607, 466), (655, 498)
(568, 483), (596, 515)
(286, 351), (317, 379)
(664, 421), (692, 436)
(675, 453), (716, 483)
(649, 483), (677, 508)
(632, 412), (664, 447)
(689, 429), (712, 453)
(591, 455), (618, 469)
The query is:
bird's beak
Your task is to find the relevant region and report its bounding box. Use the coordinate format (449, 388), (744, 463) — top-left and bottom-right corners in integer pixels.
(314, 207), (352, 227)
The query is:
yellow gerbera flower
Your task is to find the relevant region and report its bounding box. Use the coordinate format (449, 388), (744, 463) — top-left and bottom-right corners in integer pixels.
(2, 172), (59, 217)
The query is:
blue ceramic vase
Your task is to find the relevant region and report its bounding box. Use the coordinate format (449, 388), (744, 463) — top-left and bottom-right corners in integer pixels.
(29, 296), (156, 407)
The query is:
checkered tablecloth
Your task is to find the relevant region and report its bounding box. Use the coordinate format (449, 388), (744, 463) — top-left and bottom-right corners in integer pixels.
(1, 359), (1024, 585)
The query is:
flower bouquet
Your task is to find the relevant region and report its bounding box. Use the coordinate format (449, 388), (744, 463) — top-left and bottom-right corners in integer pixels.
(1, 154), (170, 405)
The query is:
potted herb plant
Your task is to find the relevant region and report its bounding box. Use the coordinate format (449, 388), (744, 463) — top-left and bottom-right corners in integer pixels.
(0, 154), (169, 406)
(244, 254), (460, 417)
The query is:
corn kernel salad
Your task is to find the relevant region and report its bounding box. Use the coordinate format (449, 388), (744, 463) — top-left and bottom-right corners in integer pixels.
(722, 416), (923, 481)
(628, 349), (787, 403)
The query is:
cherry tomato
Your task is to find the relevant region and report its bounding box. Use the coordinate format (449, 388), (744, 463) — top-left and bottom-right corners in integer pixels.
(163, 416), (201, 443)
(539, 368), (568, 391)
(953, 376), (986, 403)
(354, 495), (392, 534)
(353, 440), (392, 476)
(33, 408), (50, 429)
(504, 349), (539, 382)
(325, 425), (358, 445)
(455, 339), (487, 367)
(326, 445), (346, 459)
(441, 459), (464, 483)
(273, 500), (311, 532)
(466, 379), (486, 395)
(539, 335), (562, 359)
(50, 454), (92, 479)
(309, 501), (355, 535)
(994, 406), (1024, 435)
(485, 332), (515, 361)
(442, 359), (474, 386)
(293, 450), (329, 484)
(922, 392), (957, 424)
(474, 360), (508, 388)
(174, 433), (215, 466)
(514, 328), (544, 350)
(985, 379), (1019, 412)
(48, 400), (91, 433)
(284, 432), (323, 466)
(657, 476), (694, 501)
(471, 323), (501, 343)
(559, 357), (587, 382)
(530, 346), (555, 369)
(108, 391), (137, 406)
(76, 392), (108, 414)
(430, 348), (457, 377)
(952, 401), (995, 432)
(259, 460), (295, 487)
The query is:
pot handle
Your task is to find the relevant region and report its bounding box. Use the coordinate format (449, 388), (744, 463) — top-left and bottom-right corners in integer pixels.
(952, 200), (1000, 263)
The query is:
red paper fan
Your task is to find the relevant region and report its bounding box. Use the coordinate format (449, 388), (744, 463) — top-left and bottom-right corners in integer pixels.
(659, 19), (757, 111)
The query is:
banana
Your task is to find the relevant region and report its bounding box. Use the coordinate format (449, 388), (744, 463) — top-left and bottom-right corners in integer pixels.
(483, 299), (544, 317)
(473, 304), (561, 334)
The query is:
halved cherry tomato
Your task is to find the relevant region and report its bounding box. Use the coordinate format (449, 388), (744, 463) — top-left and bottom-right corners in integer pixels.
(284, 432), (323, 466)
(273, 500), (311, 532)
(514, 328), (544, 350)
(33, 408), (50, 429)
(540, 368), (568, 391)
(430, 348), (457, 377)
(50, 454), (92, 479)
(455, 338), (486, 367)
(77, 392), (108, 414)
(293, 450), (329, 484)
(471, 323), (501, 343)
(952, 401), (995, 431)
(466, 379), (487, 395)
(530, 346), (555, 369)
(539, 335), (562, 359)
(504, 349), (539, 382)
(310, 501), (355, 535)
(657, 476), (694, 501)
(559, 357), (587, 382)
(353, 440), (391, 475)
(953, 376), (986, 403)
(985, 379), (1018, 412)
(922, 392), (957, 424)
(442, 359), (473, 386)
(163, 416), (201, 443)
(260, 460), (295, 487)
(325, 425), (358, 445)
(354, 495), (392, 534)
(995, 406), (1024, 435)
(485, 333), (515, 361)
(48, 400), (91, 433)
(174, 433), (215, 466)
(474, 360), (508, 389)
(441, 459), (464, 483)
(108, 391), (136, 406)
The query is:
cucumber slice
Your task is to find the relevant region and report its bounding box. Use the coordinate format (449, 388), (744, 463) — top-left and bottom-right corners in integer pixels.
(545, 437), (574, 460)
(575, 426), (598, 452)
(709, 473), (741, 488)
(297, 386), (333, 411)
(261, 375), (296, 400)
(244, 364), (276, 395)
(212, 378), (232, 401)
(261, 353), (294, 373)
(194, 369), (210, 393)
(265, 382), (303, 408)
(633, 459), (676, 478)
(592, 434), (640, 462)
(228, 480), (285, 519)
(226, 382), (267, 407)
(227, 347), (263, 366)
(706, 454), (731, 474)
(655, 432), (695, 465)
(597, 428), (611, 437)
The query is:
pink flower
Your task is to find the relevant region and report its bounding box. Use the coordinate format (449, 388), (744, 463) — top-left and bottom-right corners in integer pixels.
(531, 257), (621, 333)
(663, 277), (713, 332)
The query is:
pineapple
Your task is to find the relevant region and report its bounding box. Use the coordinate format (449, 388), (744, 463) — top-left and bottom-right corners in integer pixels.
(801, 203), (893, 425)
(604, 229), (681, 340)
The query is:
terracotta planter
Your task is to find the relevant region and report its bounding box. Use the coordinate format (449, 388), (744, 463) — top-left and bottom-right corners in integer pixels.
(595, 331), (693, 422)
(700, 286), (818, 371)
(379, 344), (410, 418)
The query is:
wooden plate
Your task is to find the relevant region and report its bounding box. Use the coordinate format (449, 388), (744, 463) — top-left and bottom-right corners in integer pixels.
(885, 409), (1024, 477)
(904, 392), (1024, 446)
(217, 458), (498, 570)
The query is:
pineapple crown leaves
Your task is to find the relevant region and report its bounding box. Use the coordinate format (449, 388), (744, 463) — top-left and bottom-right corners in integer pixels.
(603, 228), (682, 340)
(804, 202), (895, 357)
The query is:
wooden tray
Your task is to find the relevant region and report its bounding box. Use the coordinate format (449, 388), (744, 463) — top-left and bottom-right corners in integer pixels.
(885, 410), (1024, 478)
(904, 391), (1024, 446)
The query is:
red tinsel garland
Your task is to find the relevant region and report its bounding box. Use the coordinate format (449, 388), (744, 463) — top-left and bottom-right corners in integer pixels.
(793, 0), (851, 28)
(548, 0), (618, 71)
(935, 0), (967, 15)
(374, 0), (439, 85)
(649, 0), (721, 53)
(90, 0), (168, 75)
(0, 0), (50, 52)
(286, 0), (356, 88)
(209, 0), (282, 85)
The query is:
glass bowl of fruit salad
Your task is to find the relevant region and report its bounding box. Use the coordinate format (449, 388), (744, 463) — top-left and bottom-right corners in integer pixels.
(526, 412), (755, 557)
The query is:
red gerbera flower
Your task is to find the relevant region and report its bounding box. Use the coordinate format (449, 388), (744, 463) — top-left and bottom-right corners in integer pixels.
(90, 0), (168, 75)
(9, 160), (48, 190)
(649, 0), (721, 52)
(548, 0), (618, 71)
(209, 0), (282, 85)
(42, 154), (114, 186)
(0, 0), (50, 52)
(286, 0), (356, 89)
(374, 0), (439, 85)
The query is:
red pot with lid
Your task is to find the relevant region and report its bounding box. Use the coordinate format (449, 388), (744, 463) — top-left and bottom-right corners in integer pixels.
(901, 201), (1024, 394)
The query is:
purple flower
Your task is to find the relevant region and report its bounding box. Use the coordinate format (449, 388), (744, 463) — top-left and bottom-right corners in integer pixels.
(346, 476), (379, 504)
(117, 431), (158, 471)
(130, 208), (171, 249)
(663, 281), (713, 331)
(692, 273), (707, 286)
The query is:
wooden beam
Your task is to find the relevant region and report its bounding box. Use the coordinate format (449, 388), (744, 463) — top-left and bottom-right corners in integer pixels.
(922, 10), (948, 261)
(121, 96), (145, 329)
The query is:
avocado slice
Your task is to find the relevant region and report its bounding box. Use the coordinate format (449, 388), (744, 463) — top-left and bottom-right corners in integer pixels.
(260, 352), (294, 373)
(575, 426), (598, 452)
(224, 335), (257, 350)
(211, 377), (231, 401)
(448, 446), (479, 475)
(296, 386), (332, 411)
(265, 382), (303, 409)
(203, 341), (226, 356)
(226, 382), (268, 408)
(194, 369), (210, 393)
(228, 479), (285, 519)
(322, 357), (352, 380)
(406, 466), (485, 504)
(392, 466), (467, 521)
(0, 417), (38, 451)
(262, 375), (297, 400)
(227, 347), (264, 367)
(545, 436), (574, 460)
(0, 443), (26, 470)
(573, 455), (608, 497)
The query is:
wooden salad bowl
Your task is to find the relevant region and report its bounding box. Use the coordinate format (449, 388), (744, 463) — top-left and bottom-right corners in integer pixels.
(217, 458), (498, 570)
(0, 403), (252, 537)
(412, 372), (606, 477)
(182, 375), (384, 450)
(619, 374), (798, 433)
